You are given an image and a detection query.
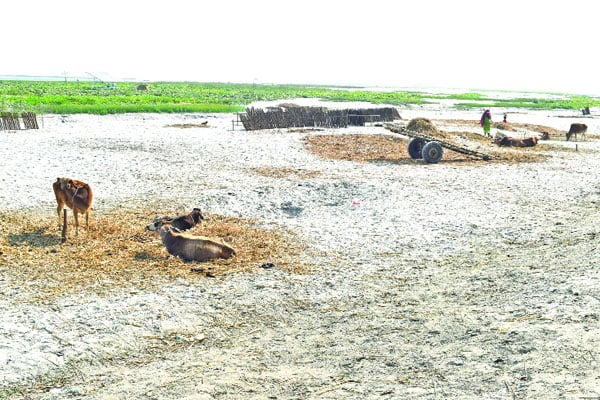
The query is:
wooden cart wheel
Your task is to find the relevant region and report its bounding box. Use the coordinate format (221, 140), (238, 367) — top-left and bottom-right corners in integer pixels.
(407, 138), (426, 159)
(422, 141), (443, 163)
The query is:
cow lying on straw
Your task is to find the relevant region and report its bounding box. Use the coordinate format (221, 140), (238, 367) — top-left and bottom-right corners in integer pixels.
(146, 219), (236, 262)
(493, 133), (538, 147)
(148, 208), (205, 232)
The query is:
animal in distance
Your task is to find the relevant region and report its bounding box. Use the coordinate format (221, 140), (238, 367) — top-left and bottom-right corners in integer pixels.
(493, 134), (538, 147)
(566, 123), (587, 141)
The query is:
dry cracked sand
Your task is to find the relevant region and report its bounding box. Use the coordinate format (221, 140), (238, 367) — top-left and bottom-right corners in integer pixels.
(0, 103), (599, 399)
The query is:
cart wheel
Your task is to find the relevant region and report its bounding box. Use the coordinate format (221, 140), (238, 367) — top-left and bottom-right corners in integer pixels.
(407, 138), (426, 159)
(422, 141), (443, 163)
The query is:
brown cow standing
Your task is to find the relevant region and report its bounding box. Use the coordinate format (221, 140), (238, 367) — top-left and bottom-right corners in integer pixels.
(52, 177), (93, 234)
(566, 123), (587, 141)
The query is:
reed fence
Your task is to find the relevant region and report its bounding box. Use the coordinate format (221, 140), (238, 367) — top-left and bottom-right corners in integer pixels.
(238, 106), (400, 131)
(0, 112), (39, 131)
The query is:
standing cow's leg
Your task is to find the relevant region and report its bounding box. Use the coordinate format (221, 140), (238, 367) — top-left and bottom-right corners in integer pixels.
(56, 203), (64, 228)
(73, 210), (80, 235)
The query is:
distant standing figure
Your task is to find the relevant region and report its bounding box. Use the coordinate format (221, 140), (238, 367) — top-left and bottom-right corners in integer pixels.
(503, 113), (507, 123)
(480, 109), (492, 136)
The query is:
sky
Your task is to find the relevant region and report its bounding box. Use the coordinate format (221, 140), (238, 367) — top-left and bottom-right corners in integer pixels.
(2, 0), (598, 95)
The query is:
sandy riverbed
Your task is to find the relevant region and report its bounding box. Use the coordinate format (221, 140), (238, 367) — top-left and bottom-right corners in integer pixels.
(0, 103), (599, 399)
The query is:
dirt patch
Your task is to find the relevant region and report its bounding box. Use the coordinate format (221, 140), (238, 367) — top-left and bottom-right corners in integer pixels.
(0, 209), (308, 302)
(251, 166), (322, 179)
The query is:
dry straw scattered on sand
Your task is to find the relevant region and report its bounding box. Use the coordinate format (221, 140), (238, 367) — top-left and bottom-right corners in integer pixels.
(0, 118), (566, 304)
(0, 209), (308, 302)
(304, 118), (555, 164)
(251, 166), (322, 179)
(164, 122), (210, 128)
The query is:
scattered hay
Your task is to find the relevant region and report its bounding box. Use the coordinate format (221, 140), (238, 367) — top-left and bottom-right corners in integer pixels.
(288, 127), (325, 133)
(305, 134), (416, 163)
(513, 122), (565, 138)
(493, 122), (515, 131)
(434, 119), (566, 138)
(0, 209), (308, 302)
(165, 122), (209, 128)
(304, 131), (548, 164)
(252, 166), (321, 179)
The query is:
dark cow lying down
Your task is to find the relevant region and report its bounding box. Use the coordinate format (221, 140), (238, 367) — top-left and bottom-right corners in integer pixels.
(148, 208), (205, 232)
(146, 219), (236, 262)
(494, 135), (538, 147)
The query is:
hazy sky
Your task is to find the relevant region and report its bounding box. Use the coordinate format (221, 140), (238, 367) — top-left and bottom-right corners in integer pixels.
(2, 0), (598, 95)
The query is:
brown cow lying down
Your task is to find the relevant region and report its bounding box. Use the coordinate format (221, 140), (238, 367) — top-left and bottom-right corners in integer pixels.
(52, 177), (93, 234)
(494, 135), (538, 147)
(147, 208), (205, 232)
(146, 220), (236, 262)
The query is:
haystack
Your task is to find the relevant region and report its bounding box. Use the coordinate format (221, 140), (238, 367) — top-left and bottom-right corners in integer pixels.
(406, 117), (438, 134)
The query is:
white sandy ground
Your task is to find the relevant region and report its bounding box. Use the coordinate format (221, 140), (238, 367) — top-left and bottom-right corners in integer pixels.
(0, 103), (599, 399)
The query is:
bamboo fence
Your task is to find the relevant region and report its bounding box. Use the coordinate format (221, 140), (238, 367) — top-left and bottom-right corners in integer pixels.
(0, 112), (39, 131)
(239, 106), (400, 131)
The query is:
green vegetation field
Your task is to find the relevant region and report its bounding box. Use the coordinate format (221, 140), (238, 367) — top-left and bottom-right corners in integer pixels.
(1, 80), (598, 115)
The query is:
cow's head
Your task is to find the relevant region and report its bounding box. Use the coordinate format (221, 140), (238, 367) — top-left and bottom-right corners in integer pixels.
(58, 177), (73, 190)
(191, 208), (205, 221)
(146, 216), (173, 231)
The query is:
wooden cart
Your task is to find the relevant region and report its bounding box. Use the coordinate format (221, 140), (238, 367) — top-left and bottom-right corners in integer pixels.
(384, 123), (497, 163)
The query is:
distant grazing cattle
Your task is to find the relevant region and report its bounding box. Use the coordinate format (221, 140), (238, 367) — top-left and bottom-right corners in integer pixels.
(52, 177), (93, 234)
(147, 208), (205, 232)
(146, 219), (236, 262)
(494, 135), (538, 147)
(136, 84), (149, 91)
(566, 123), (587, 141)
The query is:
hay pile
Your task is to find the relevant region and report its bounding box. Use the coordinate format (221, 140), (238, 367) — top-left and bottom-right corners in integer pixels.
(0, 209), (308, 302)
(406, 117), (439, 134)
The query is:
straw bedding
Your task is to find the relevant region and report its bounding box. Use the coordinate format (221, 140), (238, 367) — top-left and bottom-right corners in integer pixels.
(0, 209), (308, 302)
